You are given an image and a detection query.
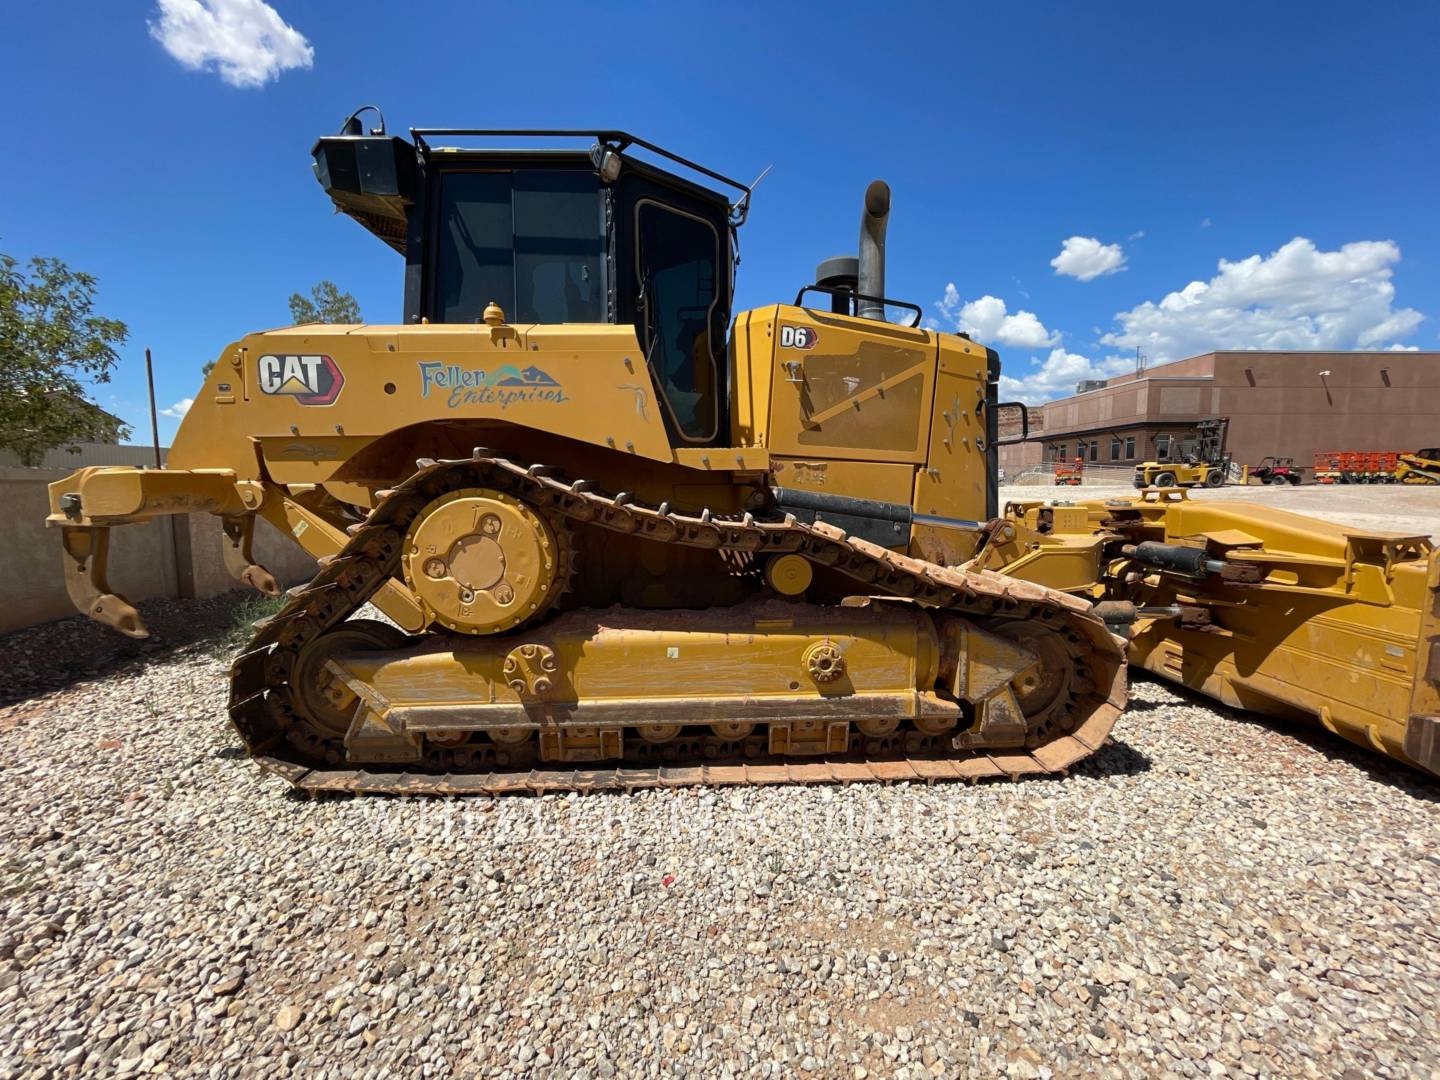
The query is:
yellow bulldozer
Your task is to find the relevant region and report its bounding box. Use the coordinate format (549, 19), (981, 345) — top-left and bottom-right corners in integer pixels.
(44, 112), (1440, 791)
(1395, 447), (1440, 485)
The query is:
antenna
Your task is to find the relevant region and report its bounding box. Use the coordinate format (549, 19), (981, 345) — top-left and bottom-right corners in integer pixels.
(1136, 346), (1147, 376)
(730, 163), (773, 225)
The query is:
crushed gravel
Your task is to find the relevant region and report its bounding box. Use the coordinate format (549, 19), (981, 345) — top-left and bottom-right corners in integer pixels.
(1, 593), (1437, 1079)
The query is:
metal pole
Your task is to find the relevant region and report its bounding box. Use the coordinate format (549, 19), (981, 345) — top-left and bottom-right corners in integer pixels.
(145, 347), (192, 598)
(145, 347), (162, 469)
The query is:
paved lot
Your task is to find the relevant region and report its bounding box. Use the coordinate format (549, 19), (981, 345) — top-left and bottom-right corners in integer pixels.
(0, 593), (1436, 1079)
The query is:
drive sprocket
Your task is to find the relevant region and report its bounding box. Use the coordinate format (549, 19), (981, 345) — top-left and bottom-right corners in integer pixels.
(400, 487), (571, 635)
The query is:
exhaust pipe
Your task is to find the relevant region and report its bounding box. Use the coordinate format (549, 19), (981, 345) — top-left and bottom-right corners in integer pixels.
(857, 180), (891, 320)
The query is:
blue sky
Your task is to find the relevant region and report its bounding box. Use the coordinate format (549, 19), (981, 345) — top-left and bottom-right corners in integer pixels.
(2, 1), (1437, 442)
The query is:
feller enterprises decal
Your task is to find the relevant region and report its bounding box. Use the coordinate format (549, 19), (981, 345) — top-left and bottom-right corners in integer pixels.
(257, 354), (345, 406)
(418, 362), (569, 409)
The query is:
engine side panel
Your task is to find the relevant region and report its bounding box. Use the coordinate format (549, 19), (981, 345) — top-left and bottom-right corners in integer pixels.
(764, 306), (936, 464)
(171, 323), (675, 480)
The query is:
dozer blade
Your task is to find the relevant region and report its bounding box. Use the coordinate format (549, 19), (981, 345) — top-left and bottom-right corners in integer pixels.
(1402, 550), (1440, 775)
(1008, 492), (1440, 778)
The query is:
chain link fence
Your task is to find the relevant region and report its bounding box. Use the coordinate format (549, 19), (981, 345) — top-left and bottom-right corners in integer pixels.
(1005, 464), (1138, 487)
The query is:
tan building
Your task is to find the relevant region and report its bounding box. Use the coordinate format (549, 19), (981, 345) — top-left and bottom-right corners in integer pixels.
(1000, 350), (1440, 475)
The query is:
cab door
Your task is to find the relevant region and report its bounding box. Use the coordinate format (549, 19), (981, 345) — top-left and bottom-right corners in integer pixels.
(766, 305), (936, 464)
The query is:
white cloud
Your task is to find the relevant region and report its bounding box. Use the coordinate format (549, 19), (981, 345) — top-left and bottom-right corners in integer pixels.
(1100, 237), (1424, 363)
(927, 233), (1426, 407)
(1050, 236), (1128, 282)
(160, 398), (194, 419)
(1127, 230), (1146, 241)
(935, 286), (1059, 349)
(1200, 217), (1213, 229)
(997, 348), (1137, 406)
(149, 0), (314, 88)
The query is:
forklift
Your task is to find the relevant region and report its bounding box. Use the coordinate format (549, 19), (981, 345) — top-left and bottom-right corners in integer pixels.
(1133, 418), (1232, 489)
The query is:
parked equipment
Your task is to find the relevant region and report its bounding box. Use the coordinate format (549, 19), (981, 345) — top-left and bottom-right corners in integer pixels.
(1395, 448), (1440, 485)
(1312, 451), (1343, 484)
(1054, 458), (1084, 486)
(44, 117), (1126, 792)
(1313, 450), (1407, 484)
(1133, 418), (1231, 489)
(44, 112), (1440, 786)
(1250, 456), (1302, 486)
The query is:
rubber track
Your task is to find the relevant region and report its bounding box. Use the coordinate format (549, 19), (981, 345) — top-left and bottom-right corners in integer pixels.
(228, 456), (1127, 795)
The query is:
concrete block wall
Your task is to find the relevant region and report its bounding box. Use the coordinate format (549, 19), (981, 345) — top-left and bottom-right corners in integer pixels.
(0, 468), (317, 636)
(183, 510), (316, 600)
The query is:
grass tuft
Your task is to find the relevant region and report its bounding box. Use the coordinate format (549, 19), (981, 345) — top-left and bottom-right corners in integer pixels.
(209, 591), (290, 659)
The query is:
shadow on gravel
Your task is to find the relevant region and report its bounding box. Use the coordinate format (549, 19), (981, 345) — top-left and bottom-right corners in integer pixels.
(0, 591), (264, 711)
(1128, 671), (1440, 802)
(1114, 696), (1173, 716)
(1068, 739), (1152, 781)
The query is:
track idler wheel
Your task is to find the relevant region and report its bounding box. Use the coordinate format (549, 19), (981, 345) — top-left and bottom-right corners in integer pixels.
(291, 619), (408, 739)
(983, 620), (1079, 741)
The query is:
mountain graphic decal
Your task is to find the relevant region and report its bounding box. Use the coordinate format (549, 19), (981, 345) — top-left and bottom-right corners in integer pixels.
(496, 365), (560, 387)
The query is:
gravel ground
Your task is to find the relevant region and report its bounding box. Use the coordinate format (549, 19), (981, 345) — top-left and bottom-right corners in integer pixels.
(1, 593), (1437, 1079)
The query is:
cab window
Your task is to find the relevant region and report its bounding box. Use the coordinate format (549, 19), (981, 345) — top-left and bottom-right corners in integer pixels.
(636, 201), (719, 442)
(432, 170), (603, 324)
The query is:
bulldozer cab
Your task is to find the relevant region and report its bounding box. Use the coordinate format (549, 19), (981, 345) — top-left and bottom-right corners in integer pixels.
(311, 116), (1007, 526)
(313, 122), (742, 446)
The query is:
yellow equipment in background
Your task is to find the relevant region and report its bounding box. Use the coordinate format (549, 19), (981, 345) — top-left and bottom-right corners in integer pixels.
(973, 493), (1439, 774)
(1133, 417), (1232, 489)
(1395, 447), (1440, 484)
(43, 112), (1438, 788)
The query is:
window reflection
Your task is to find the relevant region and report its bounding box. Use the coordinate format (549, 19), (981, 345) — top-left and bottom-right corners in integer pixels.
(434, 171), (602, 325)
(637, 202), (719, 441)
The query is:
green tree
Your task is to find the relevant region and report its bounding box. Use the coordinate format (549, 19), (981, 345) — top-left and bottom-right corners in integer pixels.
(0, 254), (130, 465)
(202, 281), (362, 375)
(289, 280), (361, 325)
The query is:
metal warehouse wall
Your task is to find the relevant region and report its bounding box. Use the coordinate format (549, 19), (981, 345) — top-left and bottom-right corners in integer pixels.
(1018, 351), (1440, 470)
(1209, 352), (1440, 466)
